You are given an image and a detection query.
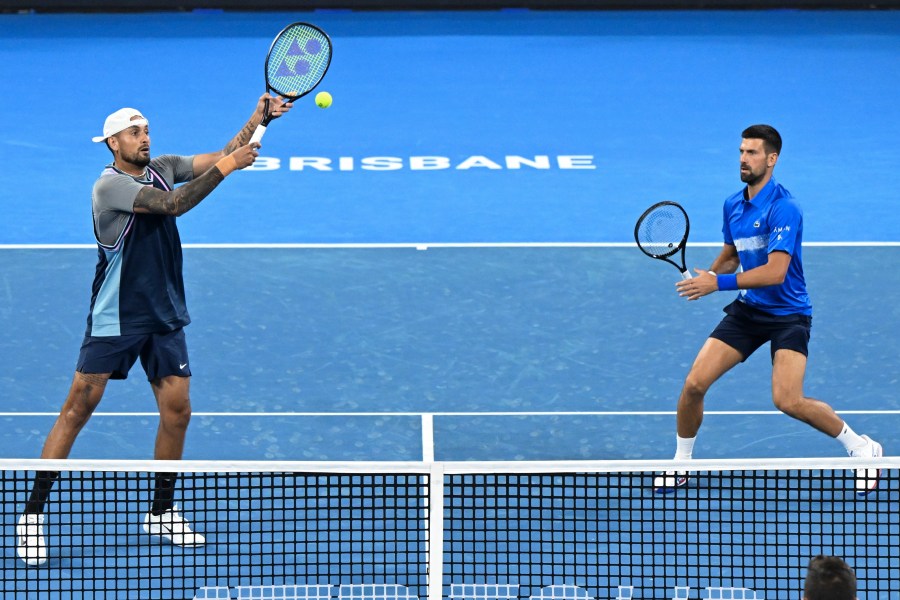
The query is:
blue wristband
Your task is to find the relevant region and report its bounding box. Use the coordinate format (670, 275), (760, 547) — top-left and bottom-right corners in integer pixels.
(717, 274), (739, 291)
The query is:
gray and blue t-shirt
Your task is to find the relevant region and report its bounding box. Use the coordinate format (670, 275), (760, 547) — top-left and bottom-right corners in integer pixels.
(86, 155), (195, 336)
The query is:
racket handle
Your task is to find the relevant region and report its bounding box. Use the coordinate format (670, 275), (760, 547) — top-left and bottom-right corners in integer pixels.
(680, 270), (693, 280)
(249, 124), (267, 145)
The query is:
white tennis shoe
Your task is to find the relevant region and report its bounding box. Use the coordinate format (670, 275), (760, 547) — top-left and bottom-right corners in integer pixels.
(653, 471), (689, 494)
(849, 434), (883, 496)
(143, 507), (205, 547)
(16, 513), (48, 566)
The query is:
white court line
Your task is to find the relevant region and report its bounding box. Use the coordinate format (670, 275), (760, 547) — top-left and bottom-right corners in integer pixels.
(2, 410), (899, 417)
(1, 242), (900, 250)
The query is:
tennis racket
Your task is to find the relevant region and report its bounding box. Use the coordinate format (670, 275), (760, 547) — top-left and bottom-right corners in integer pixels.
(249, 22), (333, 145)
(634, 201), (692, 280)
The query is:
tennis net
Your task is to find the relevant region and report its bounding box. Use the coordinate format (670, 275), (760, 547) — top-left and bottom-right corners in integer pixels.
(2, 457), (897, 599)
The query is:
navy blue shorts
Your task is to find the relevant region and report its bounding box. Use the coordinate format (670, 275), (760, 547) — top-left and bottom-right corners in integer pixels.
(710, 299), (812, 362)
(76, 328), (191, 381)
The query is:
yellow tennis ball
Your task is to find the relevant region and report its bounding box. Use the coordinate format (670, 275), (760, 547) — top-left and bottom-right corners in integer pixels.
(315, 91), (332, 109)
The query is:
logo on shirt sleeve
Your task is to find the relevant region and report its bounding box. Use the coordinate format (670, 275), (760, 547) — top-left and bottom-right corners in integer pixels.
(772, 225), (791, 241)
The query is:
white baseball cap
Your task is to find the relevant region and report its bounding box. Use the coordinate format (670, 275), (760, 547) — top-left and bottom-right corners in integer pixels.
(91, 108), (149, 143)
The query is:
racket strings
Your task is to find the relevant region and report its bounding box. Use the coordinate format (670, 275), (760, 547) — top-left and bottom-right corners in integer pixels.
(636, 207), (688, 258)
(267, 26), (331, 97)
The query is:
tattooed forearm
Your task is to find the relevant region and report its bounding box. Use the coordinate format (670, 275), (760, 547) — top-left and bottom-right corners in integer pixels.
(133, 168), (226, 217)
(222, 118), (259, 155)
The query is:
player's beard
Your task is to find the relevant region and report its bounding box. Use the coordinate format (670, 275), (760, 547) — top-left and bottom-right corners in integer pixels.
(124, 147), (151, 169)
(740, 164), (765, 186)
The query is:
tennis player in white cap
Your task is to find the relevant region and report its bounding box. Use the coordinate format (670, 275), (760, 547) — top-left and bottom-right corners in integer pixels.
(16, 94), (292, 566)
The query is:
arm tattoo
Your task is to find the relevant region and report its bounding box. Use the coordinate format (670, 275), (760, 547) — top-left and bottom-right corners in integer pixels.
(133, 168), (226, 216)
(222, 118), (258, 155)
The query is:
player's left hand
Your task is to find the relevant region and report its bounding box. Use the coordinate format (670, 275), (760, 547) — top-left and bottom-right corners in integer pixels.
(255, 93), (294, 121)
(676, 269), (719, 301)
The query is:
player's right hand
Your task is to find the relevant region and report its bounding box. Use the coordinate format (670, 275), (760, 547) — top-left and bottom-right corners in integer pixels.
(232, 142), (261, 170)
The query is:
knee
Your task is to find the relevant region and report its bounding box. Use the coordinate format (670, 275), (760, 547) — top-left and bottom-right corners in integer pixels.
(681, 373), (710, 403)
(772, 393), (802, 416)
(160, 397), (192, 431)
(62, 404), (93, 429)
(62, 380), (104, 427)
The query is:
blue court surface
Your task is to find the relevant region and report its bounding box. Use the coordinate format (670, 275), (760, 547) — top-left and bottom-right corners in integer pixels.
(1, 8), (899, 600)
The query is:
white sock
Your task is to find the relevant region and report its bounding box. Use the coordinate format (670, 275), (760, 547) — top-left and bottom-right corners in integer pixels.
(674, 435), (696, 460)
(835, 422), (866, 451)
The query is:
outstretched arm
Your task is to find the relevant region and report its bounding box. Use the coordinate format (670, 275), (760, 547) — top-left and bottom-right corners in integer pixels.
(191, 94), (293, 177)
(133, 143), (259, 217)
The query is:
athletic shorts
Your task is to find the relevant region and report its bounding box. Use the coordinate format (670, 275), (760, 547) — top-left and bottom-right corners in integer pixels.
(76, 328), (191, 381)
(709, 299), (812, 362)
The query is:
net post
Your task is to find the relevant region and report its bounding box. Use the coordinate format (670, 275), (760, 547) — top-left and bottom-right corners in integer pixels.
(427, 461), (445, 600)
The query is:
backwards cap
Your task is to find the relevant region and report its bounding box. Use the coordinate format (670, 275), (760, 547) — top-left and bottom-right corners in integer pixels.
(91, 108), (149, 143)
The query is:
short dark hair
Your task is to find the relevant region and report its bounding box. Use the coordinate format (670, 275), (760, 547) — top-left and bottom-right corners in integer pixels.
(742, 124), (782, 155)
(804, 555), (856, 600)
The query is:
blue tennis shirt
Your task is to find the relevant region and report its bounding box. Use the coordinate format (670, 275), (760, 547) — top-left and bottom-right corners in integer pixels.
(721, 178), (812, 316)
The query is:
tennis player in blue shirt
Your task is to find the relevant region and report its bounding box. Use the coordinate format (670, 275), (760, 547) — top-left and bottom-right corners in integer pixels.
(653, 125), (883, 495)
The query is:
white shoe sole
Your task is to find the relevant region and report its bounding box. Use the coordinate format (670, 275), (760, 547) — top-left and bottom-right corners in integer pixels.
(855, 439), (883, 497)
(653, 473), (689, 494)
(143, 522), (205, 547)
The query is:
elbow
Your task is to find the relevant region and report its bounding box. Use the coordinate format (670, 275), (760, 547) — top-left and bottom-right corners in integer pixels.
(769, 269), (788, 286)
(169, 194), (190, 217)
(156, 202), (185, 217)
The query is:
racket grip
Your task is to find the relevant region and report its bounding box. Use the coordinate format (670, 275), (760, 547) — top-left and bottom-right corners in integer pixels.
(680, 270), (693, 280)
(249, 124), (267, 145)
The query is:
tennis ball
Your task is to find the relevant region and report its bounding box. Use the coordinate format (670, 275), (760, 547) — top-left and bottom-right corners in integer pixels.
(315, 91), (332, 109)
